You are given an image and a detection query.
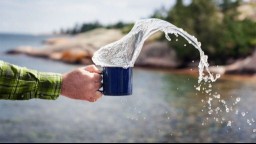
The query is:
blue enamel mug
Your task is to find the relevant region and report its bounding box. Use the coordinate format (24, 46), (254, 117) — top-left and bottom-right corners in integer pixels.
(101, 67), (132, 96)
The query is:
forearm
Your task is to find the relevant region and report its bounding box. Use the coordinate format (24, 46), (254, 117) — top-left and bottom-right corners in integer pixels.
(0, 61), (62, 100)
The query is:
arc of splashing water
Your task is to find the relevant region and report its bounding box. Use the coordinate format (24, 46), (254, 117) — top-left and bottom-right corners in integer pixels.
(93, 18), (219, 84)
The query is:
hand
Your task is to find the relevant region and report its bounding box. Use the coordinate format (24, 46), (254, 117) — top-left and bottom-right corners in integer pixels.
(61, 65), (102, 102)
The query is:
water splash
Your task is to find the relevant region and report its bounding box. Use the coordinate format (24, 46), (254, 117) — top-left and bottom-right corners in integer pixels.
(92, 18), (256, 131)
(227, 121), (232, 127)
(92, 18), (219, 83)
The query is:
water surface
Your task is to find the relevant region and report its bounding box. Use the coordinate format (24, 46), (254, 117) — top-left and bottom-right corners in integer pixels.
(0, 34), (256, 142)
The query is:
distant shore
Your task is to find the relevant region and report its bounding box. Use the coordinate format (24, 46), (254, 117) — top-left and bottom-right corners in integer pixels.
(136, 66), (256, 83)
(6, 28), (256, 76)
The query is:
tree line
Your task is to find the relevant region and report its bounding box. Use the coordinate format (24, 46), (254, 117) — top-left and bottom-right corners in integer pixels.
(62, 0), (256, 65)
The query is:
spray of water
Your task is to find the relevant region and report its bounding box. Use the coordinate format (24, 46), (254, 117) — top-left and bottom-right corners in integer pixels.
(92, 18), (219, 84)
(93, 18), (254, 130)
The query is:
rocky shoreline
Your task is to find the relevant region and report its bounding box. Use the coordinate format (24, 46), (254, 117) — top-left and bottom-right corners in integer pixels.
(6, 28), (256, 75)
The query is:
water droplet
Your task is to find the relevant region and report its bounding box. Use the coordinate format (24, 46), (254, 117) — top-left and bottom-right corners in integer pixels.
(253, 129), (256, 132)
(241, 112), (246, 117)
(236, 97), (241, 102)
(247, 119), (252, 125)
(192, 60), (194, 63)
(227, 121), (232, 127)
(198, 42), (201, 47)
(216, 74), (221, 79)
(208, 110), (213, 115)
(221, 100), (226, 104)
(235, 110), (239, 115)
(167, 117), (170, 120)
(165, 33), (171, 41)
(213, 94), (220, 99)
(184, 44), (187, 47)
(176, 39), (178, 41)
(226, 108), (229, 113)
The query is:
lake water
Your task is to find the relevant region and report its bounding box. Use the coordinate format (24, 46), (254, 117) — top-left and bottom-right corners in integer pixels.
(0, 34), (256, 142)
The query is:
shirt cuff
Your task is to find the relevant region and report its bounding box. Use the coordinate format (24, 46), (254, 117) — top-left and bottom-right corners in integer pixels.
(36, 72), (62, 100)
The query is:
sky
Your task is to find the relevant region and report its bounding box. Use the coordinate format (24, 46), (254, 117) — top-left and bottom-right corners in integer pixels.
(0, 0), (177, 34)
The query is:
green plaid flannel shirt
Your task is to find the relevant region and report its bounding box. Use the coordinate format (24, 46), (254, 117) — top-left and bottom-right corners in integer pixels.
(0, 60), (62, 100)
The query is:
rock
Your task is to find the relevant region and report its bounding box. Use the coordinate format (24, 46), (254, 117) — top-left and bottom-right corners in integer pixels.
(6, 46), (35, 54)
(237, 3), (256, 22)
(6, 28), (124, 64)
(225, 49), (256, 74)
(209, 48), (256, 74)
(43, 37), (71, 45)
(6, 28), (182, 68)
(60, 49), (92, 64)
(209, 66), (226, 75)
(135, 41), (180, 68)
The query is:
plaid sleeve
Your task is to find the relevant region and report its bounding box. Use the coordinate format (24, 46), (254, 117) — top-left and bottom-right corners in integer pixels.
(0, 60), (62, 100)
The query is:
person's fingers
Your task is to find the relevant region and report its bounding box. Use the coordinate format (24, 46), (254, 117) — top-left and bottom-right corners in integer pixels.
(95, 91), (103, 99)
(88, 91), (103, 102)
(93, 73), (102, 82)
(94, 82), (102, 90)
(88, 97), (96, 102)
(85, 65), (101, 73)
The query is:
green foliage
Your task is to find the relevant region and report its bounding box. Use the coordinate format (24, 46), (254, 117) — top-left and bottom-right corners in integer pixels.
(106, 21), (126, 29)
(154, 0), (256, 65)
(219, 18), (256, 59)
(63, 21), (132, 35)
(66, 22), (102, 35)
(106, 21), (134, 34)
(120, 23), (134, 34)
(218, 0), (242, 12)
(80, 22), (102, 33)
(64, 0), (256, 66)
(164, 0), (223, 64)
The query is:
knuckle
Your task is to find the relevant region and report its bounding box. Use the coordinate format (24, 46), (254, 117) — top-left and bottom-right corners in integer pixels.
(85, 65), (91, 69)
(87, 77), (93, 82)
(88, 74), (95, 80)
